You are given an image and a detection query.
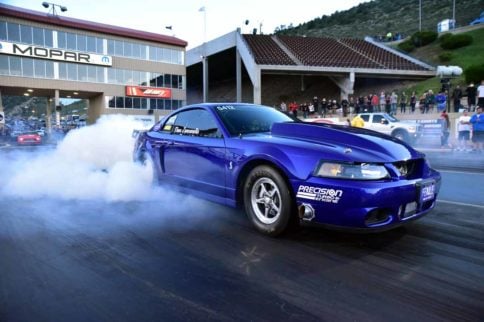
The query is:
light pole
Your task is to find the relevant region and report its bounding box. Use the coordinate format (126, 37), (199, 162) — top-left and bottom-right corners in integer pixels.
(199, 6), (208, 102)
(41, 2), (67, 16)
(452, 0), (456, 28)
(419, 0), (422, 32)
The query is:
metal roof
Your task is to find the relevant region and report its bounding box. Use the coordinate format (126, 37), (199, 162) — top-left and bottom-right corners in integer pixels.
(0, 3), (187, 48)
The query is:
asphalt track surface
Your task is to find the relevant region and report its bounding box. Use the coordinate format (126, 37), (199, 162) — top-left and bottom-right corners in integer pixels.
(0, 143), (483, 321)
(1, 194), (483, 321)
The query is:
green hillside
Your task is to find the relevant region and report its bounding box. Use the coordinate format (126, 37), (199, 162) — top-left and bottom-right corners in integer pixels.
(276, 0), (483, 40)
(398, 27), (484, 96)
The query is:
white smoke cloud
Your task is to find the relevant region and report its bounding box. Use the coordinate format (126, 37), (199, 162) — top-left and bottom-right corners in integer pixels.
(2, 115), (173, 201)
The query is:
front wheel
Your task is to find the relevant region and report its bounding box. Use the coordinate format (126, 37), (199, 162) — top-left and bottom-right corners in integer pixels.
(243, 165), (295, 236)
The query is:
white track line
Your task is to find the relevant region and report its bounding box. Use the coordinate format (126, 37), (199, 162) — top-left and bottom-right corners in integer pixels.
(437, 199), (484, 209)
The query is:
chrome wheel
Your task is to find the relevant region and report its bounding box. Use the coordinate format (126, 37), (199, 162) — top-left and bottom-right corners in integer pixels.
(250, 177), (282, 224)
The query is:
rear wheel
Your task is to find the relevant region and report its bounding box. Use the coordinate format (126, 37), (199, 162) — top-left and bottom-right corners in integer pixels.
(243, 165), (295, 236)
(138, 151), (157, 185)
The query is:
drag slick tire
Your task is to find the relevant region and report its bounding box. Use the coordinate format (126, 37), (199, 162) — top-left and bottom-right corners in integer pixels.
(138, 151), (157, 185)
(243, 165), (295, 237)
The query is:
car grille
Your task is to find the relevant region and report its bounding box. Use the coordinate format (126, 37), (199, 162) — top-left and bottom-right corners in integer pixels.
(393, 159), (422, 179)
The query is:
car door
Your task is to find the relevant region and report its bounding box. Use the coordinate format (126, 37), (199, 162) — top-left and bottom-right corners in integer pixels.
(370, 114), (392, 135)
(161, 108), (227, 199)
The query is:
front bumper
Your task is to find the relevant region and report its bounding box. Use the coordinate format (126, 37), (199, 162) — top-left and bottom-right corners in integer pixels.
(291, 172), (441, 230)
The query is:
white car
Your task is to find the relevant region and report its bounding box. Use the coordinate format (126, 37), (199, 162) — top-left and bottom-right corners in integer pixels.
(358, 113), (422, 144)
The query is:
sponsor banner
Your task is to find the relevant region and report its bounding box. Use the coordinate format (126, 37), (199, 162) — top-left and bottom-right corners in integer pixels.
(0, 111), (4, 124)
(412, 119), (443, 136)
(125, 86), (172, 98)
(0, 41), (112, 66)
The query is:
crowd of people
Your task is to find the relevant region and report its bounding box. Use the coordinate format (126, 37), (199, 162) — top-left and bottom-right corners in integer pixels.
(278, 81), (484, 120)
(278, 80), (484, 152)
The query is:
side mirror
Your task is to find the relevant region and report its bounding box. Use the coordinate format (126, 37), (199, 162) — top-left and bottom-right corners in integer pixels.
(381, 119), (389, 125)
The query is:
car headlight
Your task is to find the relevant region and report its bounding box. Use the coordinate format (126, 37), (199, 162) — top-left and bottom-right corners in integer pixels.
(315, 162), (389, 180)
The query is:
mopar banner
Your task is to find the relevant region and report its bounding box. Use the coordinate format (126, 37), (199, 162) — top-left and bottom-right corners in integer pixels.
(0, 41), (112, 66)
(125, 86), (172, 98)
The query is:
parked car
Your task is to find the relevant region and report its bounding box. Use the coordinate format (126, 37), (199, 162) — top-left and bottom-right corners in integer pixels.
(133, 103), (441, 236)
(17, 131), (42, 145)
(358, 113), (422, 144)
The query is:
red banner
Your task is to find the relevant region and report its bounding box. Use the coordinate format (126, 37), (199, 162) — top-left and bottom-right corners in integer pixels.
(125, 86), (172, 98)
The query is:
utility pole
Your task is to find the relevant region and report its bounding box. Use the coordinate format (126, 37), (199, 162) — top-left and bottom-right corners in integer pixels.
(419, 0), (422, 32)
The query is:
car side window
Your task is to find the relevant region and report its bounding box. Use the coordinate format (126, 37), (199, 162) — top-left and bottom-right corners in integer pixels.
(372, 115), (384, 124)
(360, 115), (370, 122)
(170, 109), (222, 138)
(160, 115), (177, 133)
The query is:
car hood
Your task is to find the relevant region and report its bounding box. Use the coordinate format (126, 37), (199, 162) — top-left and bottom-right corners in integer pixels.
(269, 122), (420, 162)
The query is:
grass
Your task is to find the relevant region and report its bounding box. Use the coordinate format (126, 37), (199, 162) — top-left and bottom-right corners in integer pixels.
(401, 27), (484, 96)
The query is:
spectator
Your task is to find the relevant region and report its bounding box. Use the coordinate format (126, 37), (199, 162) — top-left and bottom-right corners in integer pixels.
(280, 101), (287, 113)
(371, 94), (379, 113)
(390, 91), (398, 115)
(422, 91), (430, 113)
(385, 94), (391, 114)
(366, 94), (373, 112)
(478, 80), (484, 108)
(427, 90), (435, 113)
(357, 95), (365, 114)
(300, 102), (309, 119)
(289, 101), (299, 118)
(440, 111), (451, 148)
(349, 96), (355, 115)
(410, 91), (417, 113)
(466, 82), (477, 111)
(330, 100), (339, 115)
(308, 102), (315, 116)
(341, 98), (349, 117)
(379, 91), (386, 113)
(470, 106), (484, 152)
(312, 96), (320, 115)
(400, 91), (407, 114)
(435, 90), (447, 112)
(452, 85), (463, 112)
(351, 114), (365, 127)
(457, 109), (472, 151)
(321, 98), (327, 117)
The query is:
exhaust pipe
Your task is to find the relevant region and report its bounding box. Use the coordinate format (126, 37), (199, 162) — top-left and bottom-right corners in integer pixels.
(298, 203), (315, 221)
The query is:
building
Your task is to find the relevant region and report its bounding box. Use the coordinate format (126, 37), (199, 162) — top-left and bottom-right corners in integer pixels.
(186, 30), (435, 106)
(0, 3), (187, 129)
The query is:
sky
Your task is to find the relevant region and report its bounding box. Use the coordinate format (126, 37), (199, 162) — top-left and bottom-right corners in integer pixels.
(2, 0), (371, 49)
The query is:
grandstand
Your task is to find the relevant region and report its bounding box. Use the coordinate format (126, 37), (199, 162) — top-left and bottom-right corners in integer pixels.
(186, 29), (435, 105)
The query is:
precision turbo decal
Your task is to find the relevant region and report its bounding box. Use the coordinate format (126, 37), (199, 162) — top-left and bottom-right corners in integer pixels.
(296, 185), (343, 203)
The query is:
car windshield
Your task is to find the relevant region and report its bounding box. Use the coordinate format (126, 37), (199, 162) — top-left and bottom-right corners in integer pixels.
(386, 114), (399, 122)
(214, 104), (294, 136)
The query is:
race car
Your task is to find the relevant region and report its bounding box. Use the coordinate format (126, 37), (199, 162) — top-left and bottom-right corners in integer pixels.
(16, 131), (42, 145)
(133, 103), (441, 236)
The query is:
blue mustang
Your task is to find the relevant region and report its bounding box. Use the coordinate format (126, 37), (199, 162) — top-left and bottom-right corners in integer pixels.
(133, 103), (441, 236)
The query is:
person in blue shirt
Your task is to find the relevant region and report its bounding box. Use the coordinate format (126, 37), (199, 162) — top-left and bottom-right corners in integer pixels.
(470, 106), (484, 152)
(435, 90), (447, 112)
